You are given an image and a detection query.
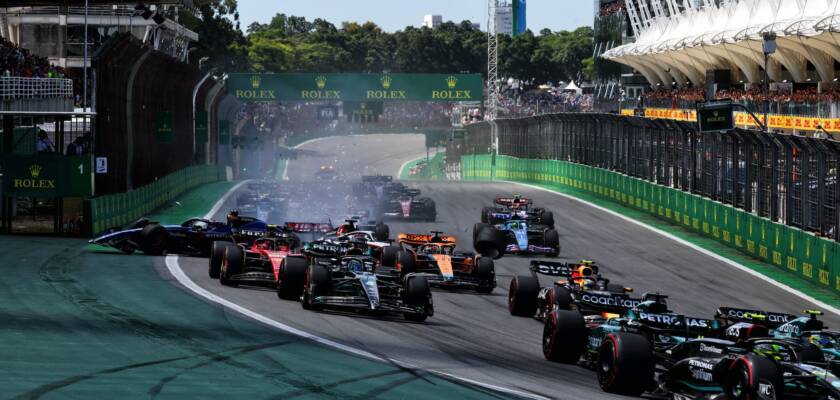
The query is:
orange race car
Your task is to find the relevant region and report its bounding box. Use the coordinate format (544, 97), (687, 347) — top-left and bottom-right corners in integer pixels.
(396, 231), (495, 293)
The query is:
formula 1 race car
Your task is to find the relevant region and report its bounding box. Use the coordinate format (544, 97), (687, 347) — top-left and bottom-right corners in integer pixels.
(473, 217), (560, 258)
(323, 219), (391, 243)
(481, 196), (555, 228)
(395, 232), (496, 293)
(316, 165), (338, 180)
(300, 253), (434, 322)
(381, 193), (437, 221)
(508, 260), (637, 320)
(89, 214), (269, 256)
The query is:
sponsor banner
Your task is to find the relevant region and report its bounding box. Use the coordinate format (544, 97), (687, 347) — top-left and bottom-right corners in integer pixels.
(195, 111), (208, 144)
(156, 112), (175, 143)
(642, 107), (840, 132)
(1, 155), (92, 197)
(228, 73), (484, 102)
(218, 120), (230, 145)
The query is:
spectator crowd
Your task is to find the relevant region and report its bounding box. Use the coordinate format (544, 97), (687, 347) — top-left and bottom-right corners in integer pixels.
(0, 37), (67, 79)
(599, 0), (626, 17)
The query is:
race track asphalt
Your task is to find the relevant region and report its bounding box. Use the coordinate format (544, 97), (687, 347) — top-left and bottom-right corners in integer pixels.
(174, 133), (840, 400)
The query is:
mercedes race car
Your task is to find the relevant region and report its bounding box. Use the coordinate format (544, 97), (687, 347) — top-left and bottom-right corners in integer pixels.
(473, 218), (560, 258)
(300, 254), (434, 322)
(395, 232), (495, 293)
(89, 214), (270, 256)
(381, 192), (437, 221)
(481, 196), (555, 228)
(508, 260), (638, 320)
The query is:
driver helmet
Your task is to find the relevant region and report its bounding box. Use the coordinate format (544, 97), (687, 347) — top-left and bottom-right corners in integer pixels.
(808, 334), (835, 348)
(257, 240), (273, 250)
(226, 209), (240, 225)
(278, 243), (290, 252)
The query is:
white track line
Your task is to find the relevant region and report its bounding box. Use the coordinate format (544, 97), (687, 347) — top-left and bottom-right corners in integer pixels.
(498, 180), (840, 317)
(163, 158), (548, 400)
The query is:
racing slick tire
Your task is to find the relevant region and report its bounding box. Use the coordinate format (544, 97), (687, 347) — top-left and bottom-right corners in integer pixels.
(508, 275), (539, 316)
(544, 229), (560, 257)
(474, 257), (495, 294)
(208, 240), (228, 279)
(302, 264), (331, 311)
(540, 210), (555, 229)
(403, 276), (431, 322)
(724, 354), (784, 400)
(480, 207), (493, 224)
(220, 245), (244, 286)
(277, 257), (308, 300)
(380, 246), (401, 269)
(473, 223), (504, 259)
(397, 250), (416, 276)
(425, 199), (437, 222)
(550, 286), (572, 310)
(139, 224), (168, 255)
(543, 310), (587, 363)
(119, 242), (136, 255)
(374, 222), (390, 241)
(597, 333), (655, 396)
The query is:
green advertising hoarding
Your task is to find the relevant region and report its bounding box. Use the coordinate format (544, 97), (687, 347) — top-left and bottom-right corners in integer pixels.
(218, 120), (230, 145)
(157, 112), (174, 143)
(2, 155), (92, 197)
(195, 111), (208, 144)
(228, 73), (484, 102)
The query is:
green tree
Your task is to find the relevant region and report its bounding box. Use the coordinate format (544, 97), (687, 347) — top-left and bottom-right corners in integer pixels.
(179, 0), (248, 72)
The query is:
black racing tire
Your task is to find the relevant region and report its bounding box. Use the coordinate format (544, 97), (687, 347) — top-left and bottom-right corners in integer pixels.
(277, 257), (307, 300)
(540, 210), (555, 229)
(397, 250), (416, 276)
(403, 276), (431, 322)
(481, 206), (493, 223)
(474, 257), (495, 294)
(724, 354), (784, 400)
(795, 344), (825, 364)
(473, 223), (504, 259)
(220, 245), (243, 286)
(374, 221), (390, 241)
(120, 242), (136, 255)
(380, 246), (401, 269)
(508, 275), (540, 317)
(139, 224), (168, 255)
(302, 264), (331, 311)
(208, 240), (227, 279)
(550, 286), (572, 310)
(543, 310), (587, 363)
(544, 229), (560, 257)
(597, 333), (655, 396)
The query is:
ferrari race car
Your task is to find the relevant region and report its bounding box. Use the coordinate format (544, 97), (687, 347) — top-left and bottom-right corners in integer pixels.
(89, 214), (270, 256)
(508, 260), (637, 320)
(395, 232), (496, 293)
(473, 217), (560, 257)
(380, 192), (437, 221)
(210, 222), (333, 294)
(481, 196), (555, 228)
(300, 252), (434, 322)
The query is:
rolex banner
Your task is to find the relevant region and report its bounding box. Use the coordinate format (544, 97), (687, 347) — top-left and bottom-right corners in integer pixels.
(228, 73), (484, 102)
(156, 112), (174, 143)
(1, 155), (93, 197)
(195, 111), (208, 144)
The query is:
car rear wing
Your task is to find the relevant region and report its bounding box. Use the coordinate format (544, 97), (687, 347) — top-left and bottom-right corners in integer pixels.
(397, 233), (456, 246)
(715, 307), (800, 328)
(529, 260), (600, 277)
(627, 311), (719, 337)
(362, 175), (392, 183)
(285, 222), (334, 233)
(495, 197), (531, 207)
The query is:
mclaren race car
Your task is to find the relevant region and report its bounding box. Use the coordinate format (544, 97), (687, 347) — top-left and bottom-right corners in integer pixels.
(481, 195), (555, 228)
(395, 232), (496, 293)
(508, 260), (638, 320)
(89, 213), (270, 256)
(300, 252), (434, 322)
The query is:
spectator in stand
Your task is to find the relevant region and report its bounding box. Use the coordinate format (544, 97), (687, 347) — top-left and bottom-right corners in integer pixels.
(599, 0), (625, 17)
(36, 130), (55, 154)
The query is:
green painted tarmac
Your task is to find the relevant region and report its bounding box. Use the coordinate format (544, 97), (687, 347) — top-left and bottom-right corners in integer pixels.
(0, 183), (514, 400)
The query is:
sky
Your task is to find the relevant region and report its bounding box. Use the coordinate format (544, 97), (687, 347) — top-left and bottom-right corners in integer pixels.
(236, 1), (595, 34)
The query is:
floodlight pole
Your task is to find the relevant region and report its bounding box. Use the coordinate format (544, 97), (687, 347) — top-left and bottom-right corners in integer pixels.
(762, 32), (776, 133)
(83, 0), (88, 110)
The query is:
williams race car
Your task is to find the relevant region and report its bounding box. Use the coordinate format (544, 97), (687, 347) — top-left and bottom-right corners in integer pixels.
(395, 232), (496, 293)
(300, 251), (434, 322)
(481, 195), (555, 228)
(89, 213), (270, 256)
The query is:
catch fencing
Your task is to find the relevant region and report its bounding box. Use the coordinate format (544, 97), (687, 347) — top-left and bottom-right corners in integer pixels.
(455, 114), (840, 296)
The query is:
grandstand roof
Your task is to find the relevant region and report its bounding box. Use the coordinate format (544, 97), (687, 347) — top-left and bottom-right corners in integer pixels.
(0, 1), (208, 6)
(602, 0), (840, 86)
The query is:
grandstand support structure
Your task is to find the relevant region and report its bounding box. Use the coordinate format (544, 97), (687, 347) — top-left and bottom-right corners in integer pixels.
(486, 0), (500, 121)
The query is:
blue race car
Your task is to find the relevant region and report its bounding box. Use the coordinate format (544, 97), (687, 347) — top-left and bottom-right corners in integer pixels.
(89, 213), (271, 256)
(481, 196), (555, 228)
(473, 217), (560, 258)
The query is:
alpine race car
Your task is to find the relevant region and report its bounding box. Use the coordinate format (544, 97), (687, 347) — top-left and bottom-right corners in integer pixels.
(89, 214), (270, 256)
(473, 217), (560, 257)
(300, 252), (434, 322)
(508, 260), (636, 320)
(481, 196), (555, 228)
(395, 232), (496, 293)
(380, 192), (437, 221)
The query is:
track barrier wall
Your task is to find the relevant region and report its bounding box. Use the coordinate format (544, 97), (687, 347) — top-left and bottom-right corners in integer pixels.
(85, 165), (223, 236)
(456, 114), (840, 297)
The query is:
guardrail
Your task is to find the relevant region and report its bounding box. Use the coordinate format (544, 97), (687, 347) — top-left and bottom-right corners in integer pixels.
(84, 165), (223, 236)
(0, 77), (73, 100)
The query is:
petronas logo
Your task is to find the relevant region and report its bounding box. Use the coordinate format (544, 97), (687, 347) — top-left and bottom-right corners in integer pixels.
(380, 74), (392, 89)
(316, 75), (327, 89)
